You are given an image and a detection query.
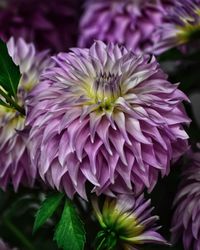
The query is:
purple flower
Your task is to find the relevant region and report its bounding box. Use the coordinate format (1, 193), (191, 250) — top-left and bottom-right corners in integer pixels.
(78, 0), (172, 54)
(0, 239), (17, 250)
(26, 41), (190, 200)
(171, 150), (200, 250)
(92, 194), (169, 249)
(0, 38), (50, 191)
(153, 0), (200, 54)
(0, 0), (81, 53)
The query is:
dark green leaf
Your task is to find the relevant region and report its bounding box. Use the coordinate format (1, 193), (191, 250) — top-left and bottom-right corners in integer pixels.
(0, 39), (21, 97)
(54, 200), (86, 250)
(158, 48), (200, 63)
(33, 193), (64, 233)
(158, 48), (183, 62)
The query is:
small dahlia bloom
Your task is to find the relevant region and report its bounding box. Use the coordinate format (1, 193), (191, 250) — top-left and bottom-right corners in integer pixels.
(0, 239), (17, 250)
(78, 0), (172, 54)
(171, 151), (200, 250)
(0, 37), (50, 191)
(154, 0), (200, 54)
(0, 239), (10, 250)
(0, 0), (81, 52)
(26, 41), (190, 199)
(92, 194), (169, 249)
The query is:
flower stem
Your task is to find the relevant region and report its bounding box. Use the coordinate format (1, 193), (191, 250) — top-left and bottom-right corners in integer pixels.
(0, 88), (25, 115)
(3, 217), (36, 250)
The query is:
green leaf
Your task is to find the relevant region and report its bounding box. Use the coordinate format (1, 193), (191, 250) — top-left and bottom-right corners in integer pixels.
(54, 200), (86, 250)
(0, 39), (21, 97)
(33, 193), (64, 233)
(158, 47), (200, 63)
(158, 48), (183, 62)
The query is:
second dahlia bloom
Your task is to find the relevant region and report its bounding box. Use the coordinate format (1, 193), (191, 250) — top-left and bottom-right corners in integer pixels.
(27, 41), (190, 199)
(0, 239), (16, 250)
(171, 150), (200, 250)
(0, 38), (50, 191)
(154, 0), (200, 54)
(78, 0), (172, 54)
(0, 0), (81, 53)
(92, 194), (168, 249)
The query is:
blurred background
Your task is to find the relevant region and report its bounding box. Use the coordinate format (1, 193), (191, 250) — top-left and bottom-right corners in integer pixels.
(0, 0), (199, 249)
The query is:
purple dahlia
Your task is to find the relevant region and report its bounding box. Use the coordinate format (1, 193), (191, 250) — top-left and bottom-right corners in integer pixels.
(78, 0), (173, 54)
(154, 0), (200, 54)
(171, 150), (200, 250)
(0, 239), (17, 250)
(0, 38), (50, 191)
(0, 0), (81, 53)
(26, 41), (190, 199)
(92, 194), (169, 249)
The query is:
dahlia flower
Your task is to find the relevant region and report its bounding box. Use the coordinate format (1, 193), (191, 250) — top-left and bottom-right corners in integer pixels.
(171, 150), (200, 250)
(0, 37), (50, 191)
(78, 0), (172, 54)
(92, 194), (169, 249)
(0, 0), (81, 53)
(0, 239), (16, 250)
(26, 41), (190, 200)
(154, 0), (200, 54)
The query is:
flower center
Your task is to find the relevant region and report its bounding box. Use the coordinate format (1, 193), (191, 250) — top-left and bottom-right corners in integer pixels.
(176, 7), (200, 44)
(87, 72), (121, 111)
(102, 206), (143, 239)
(0, 105), (25, 141)
(0, 87), (25, 131)
(177, 22), (200, 43)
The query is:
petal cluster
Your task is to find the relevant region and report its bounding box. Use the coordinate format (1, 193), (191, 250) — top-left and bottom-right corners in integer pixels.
(26, 41), (190, 199)
(7, 37), (50, 91)
(171, 150), (200, 250)
(92, 194), (168, 249)
(154, 0), (200, 54)
(78, 0), (172, 54)
(0, 239), (16, 250)
(0, 0), (81, 52)
(0, 38), (50, 191)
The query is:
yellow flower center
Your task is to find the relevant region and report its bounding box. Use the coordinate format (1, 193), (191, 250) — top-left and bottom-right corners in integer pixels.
(176, 8), (200, 44)
(0, 86), (25, 133)
(101, 199), (144, 242)
(84, 73), (121, 112)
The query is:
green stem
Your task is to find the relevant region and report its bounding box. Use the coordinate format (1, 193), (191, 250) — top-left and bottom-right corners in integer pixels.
(96, 237), (106, 250)
(3, 217), (36, 250)
(0, 88), (25, 115)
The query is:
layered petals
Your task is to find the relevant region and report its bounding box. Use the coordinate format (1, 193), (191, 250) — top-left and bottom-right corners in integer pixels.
(92, 194), (169, 249)
(0, 38), (50, 191)
(79, 0), (173, 54)
(153, 0), (200, 54)
(0, 239), (16, 250)
(0, 0), (81, 52)
(171, 150), (200, 250)
(26, 41), (190, 199)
